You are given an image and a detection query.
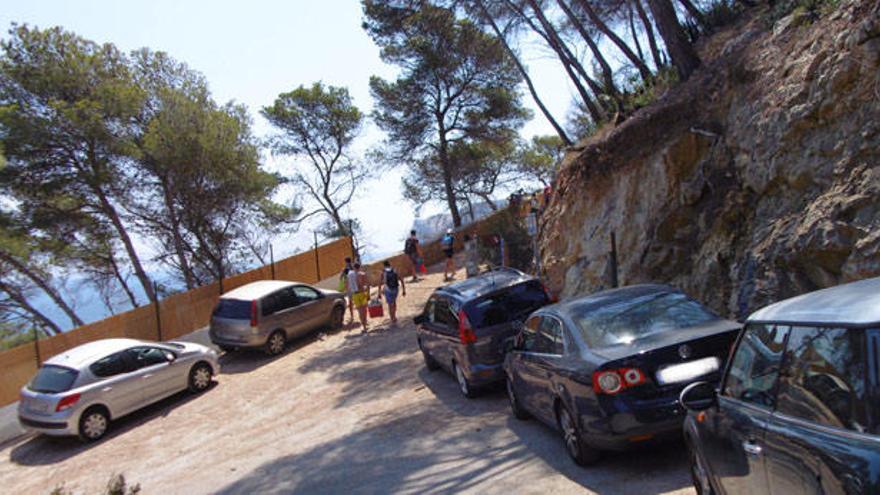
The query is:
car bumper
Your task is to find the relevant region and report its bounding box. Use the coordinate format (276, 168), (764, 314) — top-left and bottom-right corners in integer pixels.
(464, 362), (505, 386)
(209, 331), (268, 349)
(17, 409), (78, 437)
(580, 397), (686, 450)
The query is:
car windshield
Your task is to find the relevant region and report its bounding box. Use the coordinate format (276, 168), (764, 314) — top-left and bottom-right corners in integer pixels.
(29, 365), (79, 393)
(465, 280), (548, 329)
(213, 299), (251, 319)
(572, 291), (719, 348)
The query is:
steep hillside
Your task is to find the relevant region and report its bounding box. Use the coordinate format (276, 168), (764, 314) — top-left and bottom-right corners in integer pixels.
(541, 0), (880, 319)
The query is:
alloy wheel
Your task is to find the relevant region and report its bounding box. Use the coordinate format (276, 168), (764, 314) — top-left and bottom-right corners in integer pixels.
(193, 366), (211, 390)
(83, 412), (107, 440)
(268, 333), (285, 355)
(559, 408), (579, 458)
(454, 364), (470, 397)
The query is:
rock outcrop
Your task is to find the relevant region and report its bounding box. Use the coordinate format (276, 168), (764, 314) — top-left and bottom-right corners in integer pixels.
(541, 0), (880, 319)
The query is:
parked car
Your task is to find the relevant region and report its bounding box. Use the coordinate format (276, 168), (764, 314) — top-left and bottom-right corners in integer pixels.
(680, 276), (880, 495)
(504, 284), (740, 466)
(414, 267), (552, 398)
(210, 280), (346, 355)
(18, 338), (219, 442)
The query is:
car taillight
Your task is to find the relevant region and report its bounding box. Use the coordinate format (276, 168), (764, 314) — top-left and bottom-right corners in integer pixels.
(250, 300), (258, 327)
(458, 310), (477, 345)
(55, 393), (81, 412)
(592, 368), (646, 395)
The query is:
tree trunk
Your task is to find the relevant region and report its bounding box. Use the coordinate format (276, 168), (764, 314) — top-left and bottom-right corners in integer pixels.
(106, 252), (140, 308)
(437, 124), (463, 228)
(634, 0), (665, 70)
(556, 0), (624, 113)
(477, 0), (572, 145)
(678, 0), (706, 28)
(0, 250), (84, 327)
(646, 0), (701, 79)
(574, 0), (654, 83)
(628, 3), (646, 66)
(159, 176), (197, 290)
(0, 280), (62, 335)
(523, 0), (606, 122)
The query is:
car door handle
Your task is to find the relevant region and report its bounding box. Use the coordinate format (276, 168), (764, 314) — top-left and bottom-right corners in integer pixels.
(102, 386), (112, 392)
(742, 440), (763, 457)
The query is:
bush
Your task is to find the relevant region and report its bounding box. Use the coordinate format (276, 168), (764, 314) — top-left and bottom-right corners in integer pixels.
(51, 474), (141, 495)
(475, 208), (534, 272)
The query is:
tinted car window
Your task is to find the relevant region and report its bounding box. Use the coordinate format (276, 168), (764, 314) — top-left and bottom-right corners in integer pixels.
(213, 299), (251, 319)
(29, 365), (79, 393)
(130, 347), (172, 368)
(533, 317), (565, 354)
(434, 299), (458, 330)
(465, 281), (548, 329)
(572, 291), (718, 348)
(722, 324), (788, 408)
(777, 327), (869, 433)
(91, 352), (136, 378)
(521, 316), (540, 351)
(293, 286), (320, 302)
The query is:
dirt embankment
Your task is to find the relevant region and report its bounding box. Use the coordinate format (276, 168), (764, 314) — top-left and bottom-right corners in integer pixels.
(541, 0), (880, 318)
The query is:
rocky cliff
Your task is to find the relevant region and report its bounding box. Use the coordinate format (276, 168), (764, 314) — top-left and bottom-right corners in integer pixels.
(540, 0), (880, 319)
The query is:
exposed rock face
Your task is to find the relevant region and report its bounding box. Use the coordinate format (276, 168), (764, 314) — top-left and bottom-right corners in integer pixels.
(541, 0), (880, 319)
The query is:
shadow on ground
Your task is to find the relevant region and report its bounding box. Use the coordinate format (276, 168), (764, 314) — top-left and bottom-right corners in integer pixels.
(8, 383), (217, 467)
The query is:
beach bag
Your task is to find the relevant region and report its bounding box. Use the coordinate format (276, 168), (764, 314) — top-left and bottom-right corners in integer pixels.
(337, 276), (346, 292)
(368, 298), (384, 318)
(417, 257), (427, 274)
(441, 233), (454, 248)
(385, 269), (399, 289)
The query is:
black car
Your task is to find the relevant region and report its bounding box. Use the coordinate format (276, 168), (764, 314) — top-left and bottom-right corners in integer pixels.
(414, 267), (552, 398)
(680, 276), (880, 495)
(503, 284), (740, 465)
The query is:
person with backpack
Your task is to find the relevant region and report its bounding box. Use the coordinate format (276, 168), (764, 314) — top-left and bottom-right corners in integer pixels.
(403, 230), (422, 282)
(441, 228), (455, 281)
(378, 260), (406, 324)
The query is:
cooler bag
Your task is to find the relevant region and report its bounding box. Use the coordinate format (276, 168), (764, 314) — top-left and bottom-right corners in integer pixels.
(368, 298), (384, 318)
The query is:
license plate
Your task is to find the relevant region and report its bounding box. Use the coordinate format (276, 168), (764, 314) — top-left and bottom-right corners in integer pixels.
(27, 399), (49, 413)
(656, 357), (720, 385)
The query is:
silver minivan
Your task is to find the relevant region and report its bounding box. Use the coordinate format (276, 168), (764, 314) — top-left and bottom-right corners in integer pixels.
(209, 280), (346, 355)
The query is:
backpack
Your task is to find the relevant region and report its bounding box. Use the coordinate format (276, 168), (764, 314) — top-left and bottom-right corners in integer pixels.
(441, 233), (454, 248)
(404, 237), (417, 255)
(385, 269), (399, 289)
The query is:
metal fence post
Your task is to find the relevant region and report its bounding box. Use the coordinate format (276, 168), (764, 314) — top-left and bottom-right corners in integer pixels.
(154, 281), (163, 341)
(270, 243), (276, 280)
(313, 232), (321, 281)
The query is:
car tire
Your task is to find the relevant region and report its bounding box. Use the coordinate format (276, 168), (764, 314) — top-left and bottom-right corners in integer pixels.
(78, 406), (110, 442)
(188, 362), (213, 393)
(557, 402), (600, 466)
(689, 444), (715, 495)
(265, 330), (286, 356)
(419, 340), (440, 371)
(330, 306), (345, 329)
(453, 362), (477, 399)
(506, 377), (530, 420)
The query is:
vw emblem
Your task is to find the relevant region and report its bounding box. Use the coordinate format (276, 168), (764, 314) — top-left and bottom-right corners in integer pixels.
(678, 344), (693, 360)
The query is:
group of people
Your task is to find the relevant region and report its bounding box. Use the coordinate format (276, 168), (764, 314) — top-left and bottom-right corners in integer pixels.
(339, 228), (469, 333)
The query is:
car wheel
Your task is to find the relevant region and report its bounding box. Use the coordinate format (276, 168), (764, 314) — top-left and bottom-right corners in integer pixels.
(418, 340), (439, 371)
(690, 446), (714, 495)
(557, 403), (599, 466)
(453, 362), (477, 399)
(78, 407), (110, 442)
(506, 377), (530, 420)
(331, 306), (345, 329)
(188, 363), (213, 393)
(265, 331), (286, 356)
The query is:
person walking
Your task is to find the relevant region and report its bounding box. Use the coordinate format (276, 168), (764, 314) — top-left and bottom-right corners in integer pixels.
(350, 262), (371, 333)
(340, 257), (355, 324)
(441, 228), (456, 281)
(378, 260), (406, 324)
(404, 230), (422, 282)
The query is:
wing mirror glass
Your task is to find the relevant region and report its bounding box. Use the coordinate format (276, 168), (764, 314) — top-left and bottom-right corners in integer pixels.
(679, 381), (717, 412)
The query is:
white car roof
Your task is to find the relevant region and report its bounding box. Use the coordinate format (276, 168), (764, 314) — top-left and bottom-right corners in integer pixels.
(43, 338), (145, 369)
(747, 276), (880, 326)
(220, 280), (300, 301)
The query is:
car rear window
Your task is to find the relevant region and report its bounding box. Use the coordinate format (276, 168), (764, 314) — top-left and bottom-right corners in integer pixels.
(465, 280), (549, 329)
(213, 299), (252, 320)
(29, 365), (78, 393)
(573, 291), (719, 348)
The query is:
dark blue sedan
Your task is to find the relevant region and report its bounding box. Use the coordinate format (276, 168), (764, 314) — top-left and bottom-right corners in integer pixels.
(503, 284), (741, 466)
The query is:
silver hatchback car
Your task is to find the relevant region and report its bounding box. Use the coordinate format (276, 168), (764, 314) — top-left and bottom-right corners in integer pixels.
(18, 338), (219, 441)
(209, 280), (346, 355)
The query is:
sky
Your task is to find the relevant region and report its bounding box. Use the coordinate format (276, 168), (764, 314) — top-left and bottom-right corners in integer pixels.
(0, 0), (577, 324)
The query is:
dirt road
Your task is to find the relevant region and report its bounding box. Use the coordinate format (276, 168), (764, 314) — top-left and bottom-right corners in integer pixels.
(0, 263), (695, 494)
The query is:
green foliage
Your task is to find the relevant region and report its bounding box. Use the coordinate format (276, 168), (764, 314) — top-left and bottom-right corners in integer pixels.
(365, 2), (528, 226)
(0, 321), (42, 351)
(768, 0), (841, 25)
(475, 208), (533, 271)
(516, 135), (565, 186)
(701, 0), (744, 32)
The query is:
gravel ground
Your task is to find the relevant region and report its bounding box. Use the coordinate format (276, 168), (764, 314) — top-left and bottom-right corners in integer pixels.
(0, 262), (696, 495)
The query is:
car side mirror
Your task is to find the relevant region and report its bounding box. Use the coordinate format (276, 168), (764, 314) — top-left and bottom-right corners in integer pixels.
(164, 351), (176, 362)
(679, 381), (717, 412)
(414, 314), (426, 325)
